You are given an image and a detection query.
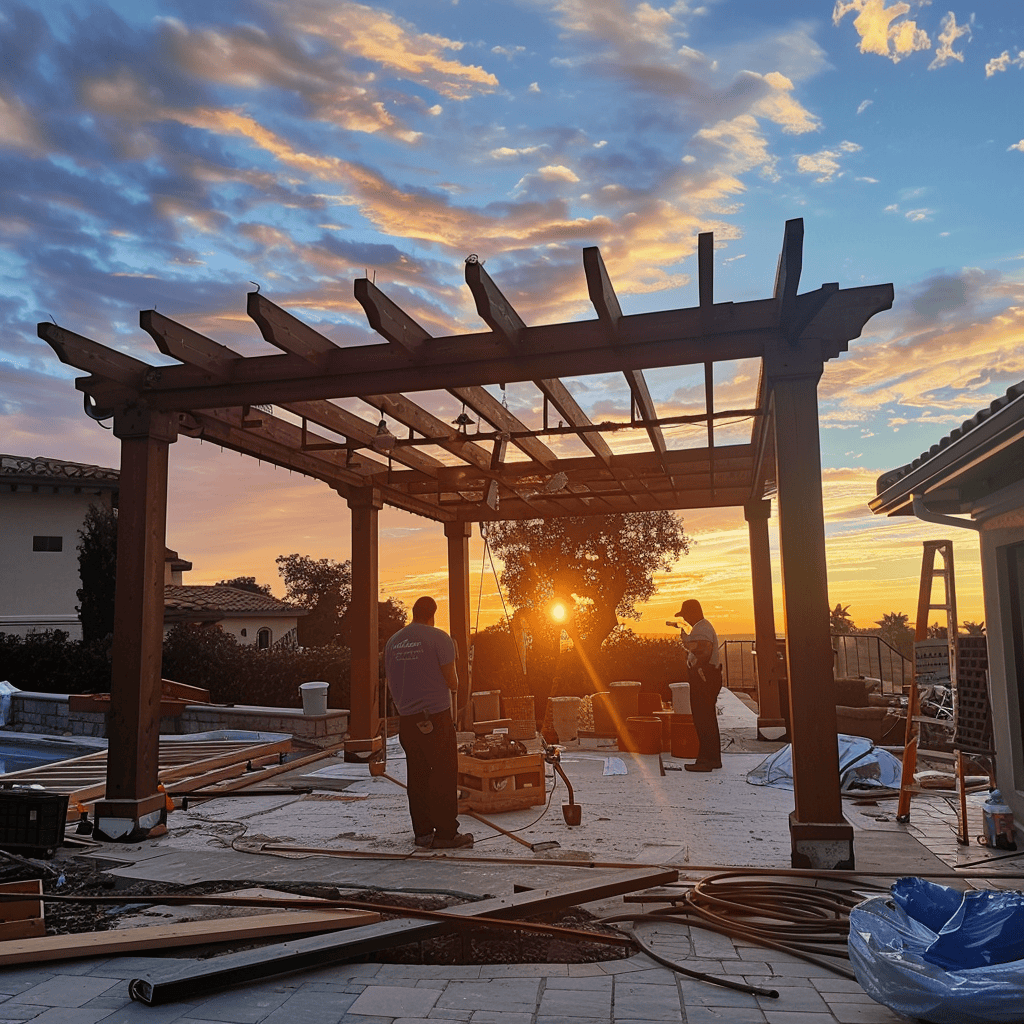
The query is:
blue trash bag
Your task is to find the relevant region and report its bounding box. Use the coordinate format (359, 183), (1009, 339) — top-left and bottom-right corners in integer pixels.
(892, 877), (1024, 970)
(850, 883), (1024, 1024)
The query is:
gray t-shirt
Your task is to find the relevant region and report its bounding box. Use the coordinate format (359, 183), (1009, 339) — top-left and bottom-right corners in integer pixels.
(385, 622), (456, 715)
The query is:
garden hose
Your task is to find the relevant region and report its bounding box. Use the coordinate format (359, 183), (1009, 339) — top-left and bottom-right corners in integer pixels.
(603, 870), (883, 987)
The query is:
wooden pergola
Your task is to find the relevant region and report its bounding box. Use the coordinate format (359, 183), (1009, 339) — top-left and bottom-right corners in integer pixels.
(40, 218), (892, 867)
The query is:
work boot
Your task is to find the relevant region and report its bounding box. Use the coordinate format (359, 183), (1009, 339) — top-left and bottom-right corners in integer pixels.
(430, 831), (474, 849)
(684, 761), (721, 772)
(414, 832), (434, 847)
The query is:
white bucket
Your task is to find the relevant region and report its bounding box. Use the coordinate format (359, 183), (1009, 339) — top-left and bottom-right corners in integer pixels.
(549, 696), (582, 742)
(669, 681), (691, 714)
(299, 681), (329, 716)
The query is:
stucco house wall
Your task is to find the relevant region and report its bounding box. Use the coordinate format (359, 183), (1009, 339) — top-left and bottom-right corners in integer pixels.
(872, 383), (1024, 832)
(0, 455), (118, 639)
(977, 496), (1024, 825)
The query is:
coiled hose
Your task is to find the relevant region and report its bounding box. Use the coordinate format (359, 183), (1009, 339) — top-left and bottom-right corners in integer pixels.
(604, 870), (883, 996)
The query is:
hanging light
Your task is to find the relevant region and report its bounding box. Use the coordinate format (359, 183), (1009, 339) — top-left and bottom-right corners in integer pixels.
(371, 416), (396, 453)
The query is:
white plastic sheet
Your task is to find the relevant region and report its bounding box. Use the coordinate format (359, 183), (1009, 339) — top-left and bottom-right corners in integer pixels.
(746, 734), (902, 793)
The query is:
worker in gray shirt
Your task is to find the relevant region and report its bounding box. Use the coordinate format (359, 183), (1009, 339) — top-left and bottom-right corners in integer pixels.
(385, 596), (473, 849)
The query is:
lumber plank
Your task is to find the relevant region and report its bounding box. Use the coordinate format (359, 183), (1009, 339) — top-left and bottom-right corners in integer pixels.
(0, 909), (379, 966)
(182, 744), (342, 796)
(131, 866), (677, 1004)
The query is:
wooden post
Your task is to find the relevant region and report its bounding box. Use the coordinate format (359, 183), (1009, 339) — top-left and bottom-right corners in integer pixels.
(93, 406), (176, 841)
(345, 488), (382, 762)
(767, 351), (853, 869)
(445, 521), (472, 728)
(745, 500), (786, 740)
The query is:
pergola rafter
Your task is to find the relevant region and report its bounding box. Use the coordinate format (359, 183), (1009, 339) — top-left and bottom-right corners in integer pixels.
(39, 219), (893, 869)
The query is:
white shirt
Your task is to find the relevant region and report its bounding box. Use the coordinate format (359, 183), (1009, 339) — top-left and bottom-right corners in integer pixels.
(684, 617), (720, 668)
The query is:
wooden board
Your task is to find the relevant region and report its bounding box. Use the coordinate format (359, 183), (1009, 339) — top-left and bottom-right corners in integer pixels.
(0, 739), (293, 808)
(0, 881), (44, 941)
(132, 865), (678, 1005)
(0, 908), (379, 966)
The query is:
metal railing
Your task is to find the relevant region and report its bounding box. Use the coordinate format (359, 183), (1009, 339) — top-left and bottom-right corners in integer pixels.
(718, 634), (912, 697)
(832, 634), (911, 695)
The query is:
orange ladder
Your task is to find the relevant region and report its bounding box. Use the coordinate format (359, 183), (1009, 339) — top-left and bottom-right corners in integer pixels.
(896, 540), (967, 835)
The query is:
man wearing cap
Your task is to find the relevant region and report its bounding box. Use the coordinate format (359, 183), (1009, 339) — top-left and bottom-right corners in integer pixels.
(385, 596), (473, 849)
(675, 599), (723, 772)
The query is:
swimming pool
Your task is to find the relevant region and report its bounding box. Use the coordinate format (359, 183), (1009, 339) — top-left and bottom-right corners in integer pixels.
(0, 736), (107, 775)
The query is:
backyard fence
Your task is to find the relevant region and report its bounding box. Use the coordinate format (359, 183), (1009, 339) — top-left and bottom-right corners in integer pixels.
(718, 634), (912, 699)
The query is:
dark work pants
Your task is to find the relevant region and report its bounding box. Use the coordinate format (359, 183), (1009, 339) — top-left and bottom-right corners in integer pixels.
(688, 663), (723, 765)
(398, 710), (460, 840)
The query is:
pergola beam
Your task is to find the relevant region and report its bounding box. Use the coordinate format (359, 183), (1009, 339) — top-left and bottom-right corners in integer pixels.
(248, 292), (341, 367)
(448, 386), (559, 469)
(84, 286), (890, 411)
(354, 278), (431, 359)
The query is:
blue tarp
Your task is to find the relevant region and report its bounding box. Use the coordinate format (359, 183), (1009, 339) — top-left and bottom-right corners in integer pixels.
(850, 879), (1024, 1024)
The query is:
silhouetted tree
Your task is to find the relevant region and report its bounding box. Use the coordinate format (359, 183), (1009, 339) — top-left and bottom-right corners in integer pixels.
(829, 603), (855, 634)
(962, 620), (986, 635)
(875, 611), (914, 659)
(76, 504), (118, 644)
(275, 554), (405, 651)
(485, 512), (689, 685)
(276, 553), (352, 648)
(215, 576), (273, 595)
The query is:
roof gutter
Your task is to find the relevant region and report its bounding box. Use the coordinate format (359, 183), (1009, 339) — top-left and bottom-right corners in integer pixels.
(912, 493), (981, 532)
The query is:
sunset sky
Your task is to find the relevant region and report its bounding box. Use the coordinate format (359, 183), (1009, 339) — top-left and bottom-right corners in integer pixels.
(3, 1), (1022, 636)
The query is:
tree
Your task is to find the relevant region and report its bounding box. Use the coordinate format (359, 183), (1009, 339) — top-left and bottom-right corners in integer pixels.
(215, 576), (273, 595)
(484, 511), (690, 684)
(875, 611), (914, 659)
(77, 504), (118, 644)
(377, 597), (408, 649)
(962, 620), (986, 635)
(829, 603), (855, 634)
(276, 553), (352, 648)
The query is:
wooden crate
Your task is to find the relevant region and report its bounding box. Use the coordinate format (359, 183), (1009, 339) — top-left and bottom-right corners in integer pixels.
(457, 752), (545, 813)
(0, 880), (45, 941)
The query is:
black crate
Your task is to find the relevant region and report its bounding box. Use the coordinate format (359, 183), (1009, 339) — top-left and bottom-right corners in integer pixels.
(0, 791), (69, 858)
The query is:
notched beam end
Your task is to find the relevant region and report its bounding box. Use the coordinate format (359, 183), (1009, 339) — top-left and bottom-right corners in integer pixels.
(140, 309), (238, 375)
(354, 278), (431, 358)
(248, 292), (341, 365)
(465, 258), (526, 348)
(37, 322), (148, 389)
(583, 247), (622, 331)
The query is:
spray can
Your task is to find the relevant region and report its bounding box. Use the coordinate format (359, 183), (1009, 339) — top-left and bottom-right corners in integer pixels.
(981, 790), (1018, 850)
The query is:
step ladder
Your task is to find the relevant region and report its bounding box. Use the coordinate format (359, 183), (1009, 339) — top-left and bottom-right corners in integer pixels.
(896, 540), (973, 839)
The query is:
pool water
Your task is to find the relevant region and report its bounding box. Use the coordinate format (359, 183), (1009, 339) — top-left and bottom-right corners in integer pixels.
(0, 740), (99, 775)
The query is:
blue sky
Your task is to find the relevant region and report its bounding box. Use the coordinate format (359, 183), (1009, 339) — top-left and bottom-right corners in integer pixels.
(2, 0), (1022, 632)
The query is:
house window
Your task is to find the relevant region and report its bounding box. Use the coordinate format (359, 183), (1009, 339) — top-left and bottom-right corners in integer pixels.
(33, 536), (63, 552)
(240, 628), (247, 638)
(257, 628), (272, 650)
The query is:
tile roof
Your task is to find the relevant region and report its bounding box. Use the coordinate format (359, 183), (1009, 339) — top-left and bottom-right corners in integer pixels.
(1, 454), (119, 486)
(164, 585), (306, 617)
(876, 379), (1024, 493)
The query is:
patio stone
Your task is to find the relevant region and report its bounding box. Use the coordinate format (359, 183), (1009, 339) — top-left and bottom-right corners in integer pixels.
(6, 975), (120, 1009)
(347, 984), (441, 1017)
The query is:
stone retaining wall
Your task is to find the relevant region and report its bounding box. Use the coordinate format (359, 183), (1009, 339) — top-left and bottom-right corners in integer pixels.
(5, 693), (349, 747)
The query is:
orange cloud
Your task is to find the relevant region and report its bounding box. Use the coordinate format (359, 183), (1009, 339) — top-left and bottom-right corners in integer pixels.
(833, 0), (931, 64)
